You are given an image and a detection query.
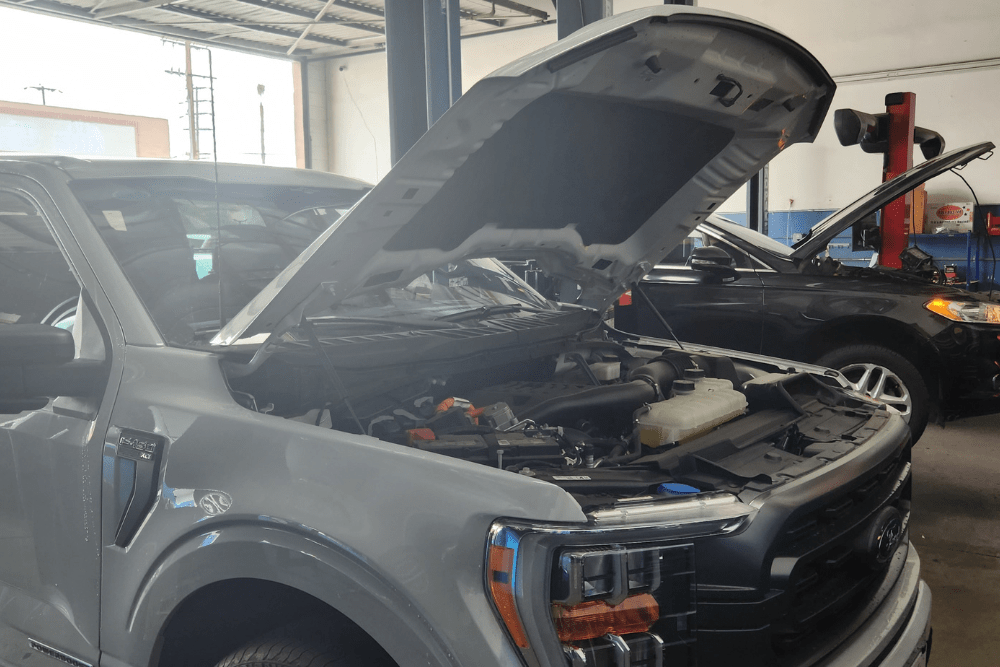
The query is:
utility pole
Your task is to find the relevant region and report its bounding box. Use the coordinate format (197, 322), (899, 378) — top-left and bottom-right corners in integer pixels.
(24, 85), (60, 106)
(257, 84), (266, 165)
(184, 41), (200, 160)
(165, 40), (216, 160)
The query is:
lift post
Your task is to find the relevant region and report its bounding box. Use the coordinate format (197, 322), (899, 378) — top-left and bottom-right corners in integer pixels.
(834, 92), (946, 269)
(880, 92), (917, 269)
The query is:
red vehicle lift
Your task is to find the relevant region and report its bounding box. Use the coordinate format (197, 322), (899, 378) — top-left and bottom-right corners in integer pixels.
(834, 92), (945, 269)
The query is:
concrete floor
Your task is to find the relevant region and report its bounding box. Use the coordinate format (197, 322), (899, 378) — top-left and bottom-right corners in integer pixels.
(910, 413), (1000, 665)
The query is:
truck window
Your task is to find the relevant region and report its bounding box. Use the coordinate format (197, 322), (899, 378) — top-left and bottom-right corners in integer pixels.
(0, 191), (79, 329)
(69, 179), (365, 345)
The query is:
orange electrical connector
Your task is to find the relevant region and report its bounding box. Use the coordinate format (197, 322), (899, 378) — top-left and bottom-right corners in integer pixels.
(406, 428), (436, 444)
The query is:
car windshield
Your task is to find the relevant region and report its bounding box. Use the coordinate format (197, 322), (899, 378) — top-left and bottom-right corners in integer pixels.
(69, 178), (553, 345)
(708, 217), (794, 257)
(328, 258), (550, 321)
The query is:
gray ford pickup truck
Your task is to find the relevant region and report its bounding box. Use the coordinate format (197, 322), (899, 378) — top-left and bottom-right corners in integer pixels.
(0, 7), (930, 667)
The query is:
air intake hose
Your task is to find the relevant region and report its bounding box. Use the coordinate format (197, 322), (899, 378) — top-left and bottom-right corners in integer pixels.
(627, 353), (692, 395)
(519, 356), (689, 426)
(519, 380), (657, 426)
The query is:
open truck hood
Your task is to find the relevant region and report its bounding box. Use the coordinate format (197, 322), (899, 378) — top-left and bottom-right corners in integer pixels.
(212, 5), (835, 346)
(789, 142), (994, 263)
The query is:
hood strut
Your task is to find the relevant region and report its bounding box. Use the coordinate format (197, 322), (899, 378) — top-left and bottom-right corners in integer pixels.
(632, 282), (686, 351)
(301, 319), (366, 435)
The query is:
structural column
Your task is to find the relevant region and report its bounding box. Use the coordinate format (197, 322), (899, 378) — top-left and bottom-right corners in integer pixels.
(557, 0), (612, 39)
(424, 0), (462, 127)
(385, 0), (428, 164)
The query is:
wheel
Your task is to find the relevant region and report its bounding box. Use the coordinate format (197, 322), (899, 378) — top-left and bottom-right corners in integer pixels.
(815, 344), (929, 444)
(213, 621), (395, 667)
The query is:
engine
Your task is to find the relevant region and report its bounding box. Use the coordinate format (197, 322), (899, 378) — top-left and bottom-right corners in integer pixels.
(353, 350), (749, 474)
(224, 341), (882, 506)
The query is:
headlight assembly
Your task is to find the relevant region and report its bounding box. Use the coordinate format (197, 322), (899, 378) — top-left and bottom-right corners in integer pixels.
(485, 494), (754, 667)
(925, 298), (1000, 324)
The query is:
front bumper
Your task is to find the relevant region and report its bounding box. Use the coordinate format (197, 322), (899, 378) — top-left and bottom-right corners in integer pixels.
(816, 545), (931, 667)
(934, 322), (1000, 418)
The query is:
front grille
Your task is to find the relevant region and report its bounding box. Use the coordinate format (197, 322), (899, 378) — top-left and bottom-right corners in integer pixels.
(770, 452), (910, 664)
(695, 446), (912, 666)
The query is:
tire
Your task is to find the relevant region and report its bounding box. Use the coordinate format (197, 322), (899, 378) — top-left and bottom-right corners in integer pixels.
(214, 622), (395, 667)
(815, 344), (929, 444)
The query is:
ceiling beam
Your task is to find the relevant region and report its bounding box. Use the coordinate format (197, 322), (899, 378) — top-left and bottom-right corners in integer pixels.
(306, 16), (554, 61)
(231, 0), (384, 35)
(160, 4), (349, 46)
(490, 0), (547, 20)
(286, 0), (333, 54)
(332, 0), (380, 17)
(92, 0), (180, 20)
(3, 0), (304, 56)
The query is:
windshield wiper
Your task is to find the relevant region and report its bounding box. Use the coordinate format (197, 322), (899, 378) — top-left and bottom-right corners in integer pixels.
(195, 313), (460, 343)
(435, 303), (540, 323)
(308, 314), (460, 330)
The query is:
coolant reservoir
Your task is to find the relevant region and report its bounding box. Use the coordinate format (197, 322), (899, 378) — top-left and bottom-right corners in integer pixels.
(589, 361), (621, 382)
(681, 367), (734, 394)
(637, 378), (747, 447)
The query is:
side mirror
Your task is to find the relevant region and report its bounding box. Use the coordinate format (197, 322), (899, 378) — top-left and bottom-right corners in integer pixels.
(0, 324), (104, 410)
(686, 246), (739, 281)
(0, 324), (75, 366)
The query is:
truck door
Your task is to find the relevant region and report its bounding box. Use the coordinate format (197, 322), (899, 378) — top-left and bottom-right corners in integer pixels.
(0, 177), (123, 666)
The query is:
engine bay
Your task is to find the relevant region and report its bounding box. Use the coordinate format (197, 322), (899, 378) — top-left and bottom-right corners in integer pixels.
(223, 337), (887, 508)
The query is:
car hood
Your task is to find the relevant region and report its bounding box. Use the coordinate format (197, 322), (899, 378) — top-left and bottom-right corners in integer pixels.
(212, 5), (835, 346)
(790, 142), (994, 262)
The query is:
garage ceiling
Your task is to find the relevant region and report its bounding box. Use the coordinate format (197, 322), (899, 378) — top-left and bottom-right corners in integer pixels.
(0, 0), (554, 59)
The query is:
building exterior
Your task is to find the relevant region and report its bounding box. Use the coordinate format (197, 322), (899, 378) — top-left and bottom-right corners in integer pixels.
(0, 99), (169, 158)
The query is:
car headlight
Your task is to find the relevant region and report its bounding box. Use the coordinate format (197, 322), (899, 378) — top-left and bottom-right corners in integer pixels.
(925, 298), (1000, 324)
(485, 494), (754, 667)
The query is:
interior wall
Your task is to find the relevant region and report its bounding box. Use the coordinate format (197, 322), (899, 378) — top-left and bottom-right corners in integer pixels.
(720, 66), (1000, 214)
(316, 0), (1000, 207)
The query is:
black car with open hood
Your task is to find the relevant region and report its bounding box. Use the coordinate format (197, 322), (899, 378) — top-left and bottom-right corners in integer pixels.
(621, 142), (997, 443)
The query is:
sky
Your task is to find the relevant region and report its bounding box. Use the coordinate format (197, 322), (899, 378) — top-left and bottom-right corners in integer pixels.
(0, 6), (296, 166)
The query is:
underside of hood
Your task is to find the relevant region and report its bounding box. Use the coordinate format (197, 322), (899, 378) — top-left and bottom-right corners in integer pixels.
(213, 5), (835, 346)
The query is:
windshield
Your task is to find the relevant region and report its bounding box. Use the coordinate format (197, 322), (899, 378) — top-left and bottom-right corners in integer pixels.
(708, 218), (793, 257)
(329, 258), (550, 321)
(69, 178), (552, 345)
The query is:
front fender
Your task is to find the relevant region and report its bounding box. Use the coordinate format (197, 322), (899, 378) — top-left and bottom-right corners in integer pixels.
(100, 345), (587, 667)
(122, 520), (462, 667)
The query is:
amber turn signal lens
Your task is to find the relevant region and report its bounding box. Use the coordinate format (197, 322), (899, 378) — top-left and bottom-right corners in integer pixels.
(488, 544), (531, 648)
(552, 593), (660, 642)
(925, 298), (957, 320)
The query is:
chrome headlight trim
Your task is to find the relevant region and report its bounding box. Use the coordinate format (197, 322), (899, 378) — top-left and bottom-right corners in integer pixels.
(925, 297), (1000, 324)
